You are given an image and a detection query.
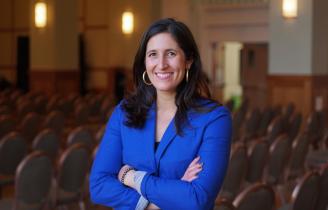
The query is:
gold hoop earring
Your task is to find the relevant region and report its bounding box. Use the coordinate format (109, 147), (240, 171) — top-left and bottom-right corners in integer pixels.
(186, 69), (189, 82)
(142, 71), (152, 85)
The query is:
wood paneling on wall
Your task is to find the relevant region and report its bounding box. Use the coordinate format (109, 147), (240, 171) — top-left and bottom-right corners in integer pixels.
(30, 70), (79, 94)
(0, 33), (13, 66)
(268, 75), (328, 118)
(0, 0), (30, 83)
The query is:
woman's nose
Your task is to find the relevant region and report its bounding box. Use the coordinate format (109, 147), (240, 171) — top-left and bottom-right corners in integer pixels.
(158, 56), (168, 69)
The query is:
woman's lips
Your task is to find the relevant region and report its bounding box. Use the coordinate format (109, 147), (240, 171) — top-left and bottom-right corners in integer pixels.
(155, 72), (173, 80)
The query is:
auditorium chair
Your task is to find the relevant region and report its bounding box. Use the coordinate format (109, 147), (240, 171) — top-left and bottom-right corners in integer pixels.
(0, 151), (52, 210)
(245, 139), (269, 184)
(315, 163), (328, 210)
(219, 144), (248, 201)
(214, 197), (236, 210)
(233, 183), (276, 210)
(51, 143), (90, 210)
(265, 134), (291, 185)
(0, 132), (28, 197)
(32, 128), (60, 162)
(278, 171), (320, 210)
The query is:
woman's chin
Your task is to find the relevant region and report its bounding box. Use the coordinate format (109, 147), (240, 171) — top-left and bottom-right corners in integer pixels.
(155, 86), (177, 95)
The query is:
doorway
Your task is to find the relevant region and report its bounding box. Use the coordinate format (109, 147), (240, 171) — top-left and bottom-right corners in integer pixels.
(212, 42), (243, 110)
(213, 42), (268, 110)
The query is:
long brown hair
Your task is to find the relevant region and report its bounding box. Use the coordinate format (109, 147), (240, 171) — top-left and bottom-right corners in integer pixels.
(122, 18), (218, 135)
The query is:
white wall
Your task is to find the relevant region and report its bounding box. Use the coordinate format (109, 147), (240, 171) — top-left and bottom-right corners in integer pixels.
(269, 0), (313, 75)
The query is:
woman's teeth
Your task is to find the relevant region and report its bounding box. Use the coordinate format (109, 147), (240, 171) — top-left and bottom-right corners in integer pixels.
(155, 72), (172, 79)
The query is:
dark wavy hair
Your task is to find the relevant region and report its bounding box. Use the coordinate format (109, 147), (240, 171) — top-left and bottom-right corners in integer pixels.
(122, 18), (218, 135)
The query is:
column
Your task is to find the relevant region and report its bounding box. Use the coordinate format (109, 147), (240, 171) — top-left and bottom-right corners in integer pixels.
(30, 0), (79, 94)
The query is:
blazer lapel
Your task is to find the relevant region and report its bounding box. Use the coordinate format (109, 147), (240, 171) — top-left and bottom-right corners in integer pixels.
(155, 118), (177, 166)
(144, 104), (157, 171)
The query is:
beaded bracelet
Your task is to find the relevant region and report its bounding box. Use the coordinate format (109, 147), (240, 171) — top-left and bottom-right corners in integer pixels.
(120, 167), (134, 185)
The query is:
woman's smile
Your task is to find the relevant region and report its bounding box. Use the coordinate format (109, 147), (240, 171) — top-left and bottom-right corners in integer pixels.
(155, 72), (174, 80)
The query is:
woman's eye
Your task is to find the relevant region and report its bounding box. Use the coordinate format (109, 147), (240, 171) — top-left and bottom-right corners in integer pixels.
(148, 53), (156, 57)
(167, 51), (176, 57)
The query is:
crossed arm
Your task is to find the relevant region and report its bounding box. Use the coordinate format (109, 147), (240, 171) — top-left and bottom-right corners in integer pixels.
(118, 156), (203, 209)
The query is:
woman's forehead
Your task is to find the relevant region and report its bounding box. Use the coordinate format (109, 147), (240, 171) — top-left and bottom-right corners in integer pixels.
(146, 32), (180, 51)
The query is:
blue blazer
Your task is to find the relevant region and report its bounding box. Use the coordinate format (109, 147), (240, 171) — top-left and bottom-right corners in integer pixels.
(90, 101), (232, 210)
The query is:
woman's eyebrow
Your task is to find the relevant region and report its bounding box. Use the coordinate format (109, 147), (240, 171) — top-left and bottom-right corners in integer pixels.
(165, 48), (177, 52)
(146, 48), (178, 55)
(146, 49), (156, 55)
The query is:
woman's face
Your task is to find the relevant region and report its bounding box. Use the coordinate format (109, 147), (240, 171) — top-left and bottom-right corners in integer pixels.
(145, 32), (192, 95)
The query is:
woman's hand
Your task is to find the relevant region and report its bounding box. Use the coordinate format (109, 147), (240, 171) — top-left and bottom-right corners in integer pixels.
(118, 165), (135, 188)
(146, 203), (160, 210)
(181, 156), (203, 182)
(119, 165), (160, 209)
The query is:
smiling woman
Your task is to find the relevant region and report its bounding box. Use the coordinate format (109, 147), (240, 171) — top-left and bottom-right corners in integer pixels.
(89, 18), (232, 210)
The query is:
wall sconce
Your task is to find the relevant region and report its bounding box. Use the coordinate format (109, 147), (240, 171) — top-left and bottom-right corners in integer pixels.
(122, 11), (134, 34)
(282, 0), (298, 18)
(35, 2), (47, 28)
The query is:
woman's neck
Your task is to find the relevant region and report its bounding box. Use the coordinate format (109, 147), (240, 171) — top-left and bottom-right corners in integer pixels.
(156, 91), (176, 112)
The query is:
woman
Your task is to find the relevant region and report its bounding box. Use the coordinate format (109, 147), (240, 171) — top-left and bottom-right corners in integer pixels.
(90, 18), (232, 210)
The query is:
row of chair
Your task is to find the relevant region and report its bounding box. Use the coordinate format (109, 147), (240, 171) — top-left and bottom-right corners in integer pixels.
(218, 131), (317, 202)
(0, 89), (112, 209)
(0, 124), (105, 198)
(215, 163), (328, 210)
(0, 89), (113, 122)
(0, 89), (114, 143)
(231, 101), (327, 150)
(0, 143), (91, 210)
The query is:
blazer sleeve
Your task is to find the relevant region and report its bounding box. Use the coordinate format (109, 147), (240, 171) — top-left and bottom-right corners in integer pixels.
(89, 105), (140, 209)
(139, 108), (232, 210)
